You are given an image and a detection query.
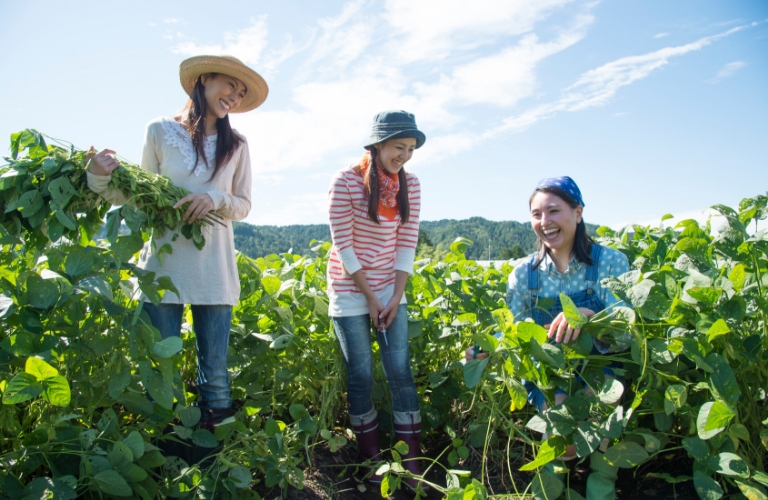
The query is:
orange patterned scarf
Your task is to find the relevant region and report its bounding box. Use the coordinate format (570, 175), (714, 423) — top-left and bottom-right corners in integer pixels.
(359, 152), (400, 220)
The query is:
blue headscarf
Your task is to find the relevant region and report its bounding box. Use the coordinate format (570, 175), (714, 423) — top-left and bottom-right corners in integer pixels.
(534, 176), (585, 207)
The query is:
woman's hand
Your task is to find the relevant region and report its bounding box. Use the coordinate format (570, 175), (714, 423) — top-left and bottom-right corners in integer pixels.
(85, 147), (119, 176)
(174, 193), (215, 223)
(547, 307), (595, 344)
(379, 295), (401, 329)
(367, 295), (385, 331)
(464, 346), (489, 362)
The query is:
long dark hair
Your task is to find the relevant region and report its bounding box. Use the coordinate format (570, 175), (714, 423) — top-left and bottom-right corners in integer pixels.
(179, 73), (243, 182)
(363, 146), (410, 224)
(530, 186), (594, 268)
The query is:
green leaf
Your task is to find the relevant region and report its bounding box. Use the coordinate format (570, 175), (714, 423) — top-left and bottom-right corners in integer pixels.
(598, 378), (624, 405)
(697, 401), (735, 440)
(48, 176), (77, 208)
(42, 375), (71, 406)
(55, 209), (77, 230)
(463, 358), (489, 389)
(393, 440), (410, 456)
(573, 421), (602, 457)
(664, 384), (688, 415)
(603, 441), (649, 468)
(64, 246), (95, 276)
(22, 428), (49, 447)
(111, 233), (145, 262)
(262, 276), (282, 296)
(76, 275), (113, 302)
(530, 471), (564, 500)
(94, 470), (133, 497)
(1, 333), (35, 356)
(191, 429), (218, 448)
(139, 362), (174, 410)
(25, 356), (58, 380)
(229, 465), (252, 488)
(108, 441), (134, 467)
(706, 319), (731, 342)
(559, 293), (587, 329)
(3, 372), (42, 404)
(520, 436), (566, 471)
(0, 295), (15, 320)
(729, 264), (746, 293)
(529, 338), (564, 369)
(492, 308), (515, 334)
(178, 406), (201, 428)
(693, 470), (723, 500)
(152, 337), (183, 358)
(27, 274), (60, 310)
(517, 322), (548, 344)
(707, 452), (749, 478)
(122, 431), (145, 460)
(706, 353), (740, 407)
(21, 477), (77, 500)
(17, 189), (43, 217)
(108, 370), (131, 400)
(735, 479), (768, 500)
(682, 437), (710, 461)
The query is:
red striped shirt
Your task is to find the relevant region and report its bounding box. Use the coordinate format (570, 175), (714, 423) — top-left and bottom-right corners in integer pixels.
(327, 166), (420, 302)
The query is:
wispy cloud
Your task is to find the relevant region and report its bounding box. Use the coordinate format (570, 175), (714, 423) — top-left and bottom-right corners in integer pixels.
(171, 16), (269, 65)
(491, 24), (750, 135)
(164, 18), (181, 24)
(653, 32), (669, 39)
(708, 61), (746, 83)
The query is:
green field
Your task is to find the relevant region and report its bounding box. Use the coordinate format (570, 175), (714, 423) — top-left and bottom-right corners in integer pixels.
(1, 131), (767, 499)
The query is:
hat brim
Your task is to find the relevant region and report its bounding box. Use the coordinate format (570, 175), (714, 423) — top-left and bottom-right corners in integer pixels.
(364, 129), (426, 150)
(179, 55), (269, 113)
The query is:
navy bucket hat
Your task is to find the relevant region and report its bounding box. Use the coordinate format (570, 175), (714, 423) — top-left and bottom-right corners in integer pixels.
(364, 110), (426, 150)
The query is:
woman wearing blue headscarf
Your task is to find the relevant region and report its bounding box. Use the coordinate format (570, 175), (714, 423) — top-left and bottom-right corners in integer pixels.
(468, 176), (631, 498)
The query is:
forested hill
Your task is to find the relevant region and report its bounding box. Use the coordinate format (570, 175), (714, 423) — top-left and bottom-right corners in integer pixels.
(233, 218), (600, 260)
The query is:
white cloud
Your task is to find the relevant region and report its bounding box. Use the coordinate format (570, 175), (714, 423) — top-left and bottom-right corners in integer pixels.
(491, 24), (749, 135)
(149, 22), (156, 27)
(164, 18), (181, 24)
(653, 32), (669, 39)
(382, 0), (576, 63)
(709, 61), (746, 83)
(171, 16), (269, 65)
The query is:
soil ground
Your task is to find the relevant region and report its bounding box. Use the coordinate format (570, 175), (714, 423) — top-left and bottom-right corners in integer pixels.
(256, 436), (701, 500)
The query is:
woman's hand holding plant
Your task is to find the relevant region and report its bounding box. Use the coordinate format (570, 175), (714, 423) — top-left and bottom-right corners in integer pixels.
(547, 307), (595, 344)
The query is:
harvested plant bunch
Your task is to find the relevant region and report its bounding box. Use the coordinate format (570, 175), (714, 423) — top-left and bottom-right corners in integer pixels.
(2, 129), (220, 251)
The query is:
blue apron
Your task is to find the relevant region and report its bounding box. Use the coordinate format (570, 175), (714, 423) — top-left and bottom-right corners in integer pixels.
(522, 244), (616, 411)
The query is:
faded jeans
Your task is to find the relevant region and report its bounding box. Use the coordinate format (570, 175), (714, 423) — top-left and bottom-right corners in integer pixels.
(142, 302), (233, 410)
(332, 304), (419, 416)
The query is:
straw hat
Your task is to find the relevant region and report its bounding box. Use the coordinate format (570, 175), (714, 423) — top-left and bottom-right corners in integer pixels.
(179, 55), (268, 113)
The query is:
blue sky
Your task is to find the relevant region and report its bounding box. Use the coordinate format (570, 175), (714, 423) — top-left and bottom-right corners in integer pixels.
(1, 0), (766, 229)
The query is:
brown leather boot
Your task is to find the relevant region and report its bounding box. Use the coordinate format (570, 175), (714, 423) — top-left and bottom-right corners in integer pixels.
(350, 409), (383, 484)
(393, 411), (429, 491)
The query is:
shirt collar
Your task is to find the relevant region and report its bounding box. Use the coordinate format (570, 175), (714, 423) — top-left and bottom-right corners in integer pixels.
(540, 252), (582, 278)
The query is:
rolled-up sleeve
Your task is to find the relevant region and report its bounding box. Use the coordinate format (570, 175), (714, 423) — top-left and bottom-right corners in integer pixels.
(594, 249), (632, 353)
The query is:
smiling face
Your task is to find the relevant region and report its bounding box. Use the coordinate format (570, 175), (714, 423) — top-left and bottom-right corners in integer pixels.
(374, 137), (417, 174)
(530, 191), (583, 257)
(200, 73), (247, 120)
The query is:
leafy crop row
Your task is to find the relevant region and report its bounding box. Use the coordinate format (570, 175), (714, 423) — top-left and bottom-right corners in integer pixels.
(0, 130), (766, 499)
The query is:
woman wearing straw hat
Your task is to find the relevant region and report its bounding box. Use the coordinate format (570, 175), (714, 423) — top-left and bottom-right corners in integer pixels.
(86, 55), (267, 450)
(327, 110), (428, 491)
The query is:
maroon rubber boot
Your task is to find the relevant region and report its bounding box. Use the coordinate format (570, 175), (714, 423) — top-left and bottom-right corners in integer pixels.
(351, 410), (383, 484)
(393, 411), (429, 492)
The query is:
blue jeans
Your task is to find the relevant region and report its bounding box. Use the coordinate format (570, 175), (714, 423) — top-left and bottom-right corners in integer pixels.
(332, 304), (419, 416)
(142, 302), (233, 410)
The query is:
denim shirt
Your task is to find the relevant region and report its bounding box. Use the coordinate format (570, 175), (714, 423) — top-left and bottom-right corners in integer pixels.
(506, 246), (632, 353)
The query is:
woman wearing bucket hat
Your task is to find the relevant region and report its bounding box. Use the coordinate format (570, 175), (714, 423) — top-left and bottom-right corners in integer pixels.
(86, 55), (267, 461)
(327, 110), (428, 491)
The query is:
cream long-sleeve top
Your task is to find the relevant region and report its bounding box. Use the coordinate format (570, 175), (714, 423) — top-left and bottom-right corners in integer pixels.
(86, 117), (252, 305)
(326, 166), (421, 317)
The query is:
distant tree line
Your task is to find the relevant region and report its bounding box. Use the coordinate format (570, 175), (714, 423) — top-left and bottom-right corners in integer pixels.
(233, 218), (599, 260)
